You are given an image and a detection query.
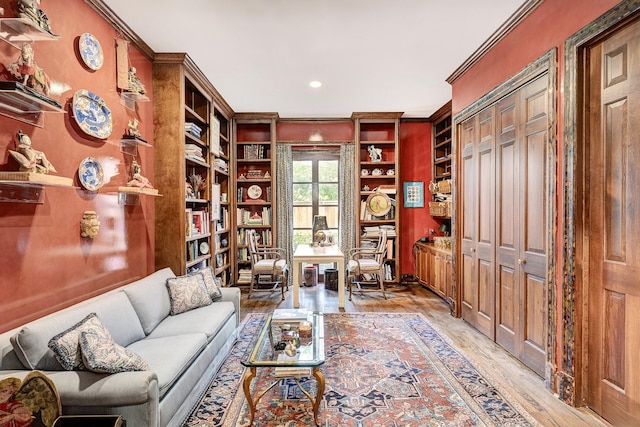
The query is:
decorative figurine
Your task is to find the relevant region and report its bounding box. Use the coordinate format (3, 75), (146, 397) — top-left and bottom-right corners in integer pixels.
(126, 118), (143, 139)
(8, 43), (51, 96)
(367, 145), (382, 162)
(127, 67), (146, 95)
(188, 173), (205, 198)
(9, 130), (56, 174)
(17, 0), (55, 35)
(127, 160), (153, 189)
(80, 211), (100, 239)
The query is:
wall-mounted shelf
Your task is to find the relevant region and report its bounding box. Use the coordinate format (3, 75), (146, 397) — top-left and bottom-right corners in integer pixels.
(0, 173), (76, 203)
(116, 186), (161, 205)
(0, 18), (60, 48)
(0, 81), (65, 126)
(120, 137), (151, 156)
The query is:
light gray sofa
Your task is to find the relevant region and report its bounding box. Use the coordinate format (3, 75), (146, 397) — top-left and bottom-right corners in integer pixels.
(0, 267), (240, 427)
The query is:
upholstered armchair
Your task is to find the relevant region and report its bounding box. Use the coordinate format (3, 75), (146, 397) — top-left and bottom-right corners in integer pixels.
(346, 229), (388, 300)
(248, 229), (289, 300)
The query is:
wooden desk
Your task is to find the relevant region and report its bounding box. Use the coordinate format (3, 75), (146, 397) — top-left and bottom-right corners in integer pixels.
(293, 244), (345, 308)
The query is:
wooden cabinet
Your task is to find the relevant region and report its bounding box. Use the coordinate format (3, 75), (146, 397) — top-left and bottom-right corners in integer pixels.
(353, 112), (402, 284)
(153, 53), (234, 278)
(414, 242), (452, 303)
(232, 113), (278, 285)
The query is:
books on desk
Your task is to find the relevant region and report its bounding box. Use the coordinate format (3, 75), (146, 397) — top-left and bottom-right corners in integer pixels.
(272, 309), (310, 325)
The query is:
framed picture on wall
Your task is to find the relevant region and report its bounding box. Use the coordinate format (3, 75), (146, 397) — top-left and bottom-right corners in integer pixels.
(403, 181), (424, 208)
(211, 183), (221, 221)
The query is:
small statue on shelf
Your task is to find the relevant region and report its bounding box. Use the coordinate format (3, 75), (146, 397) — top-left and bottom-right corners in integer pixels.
(127, 160), (153, 189)
(9, 130), (56, 174)
(127, 67), (146, 95)
(8, 43), (51, 96)
(125, 118), (144, 140)
(367, 145), (382, 162)
(17, 0), (55, 35)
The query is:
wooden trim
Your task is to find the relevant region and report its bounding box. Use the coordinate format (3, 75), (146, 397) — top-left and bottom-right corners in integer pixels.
(234, 112), (280, 122)
(428, 100), (452, 123)
(351, 112), (403, 120)
(446, 0), (544, 84)
(84, 0), (154, 60)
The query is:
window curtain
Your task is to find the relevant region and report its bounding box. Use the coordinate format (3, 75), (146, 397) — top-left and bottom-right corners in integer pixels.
(339, 144), (356, 260)
(275, 144), (294, 286)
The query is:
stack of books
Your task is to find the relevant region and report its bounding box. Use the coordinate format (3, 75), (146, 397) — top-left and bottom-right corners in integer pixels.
(185, 144), (205, 163)
(271, 308), (311, 326)
(185, 122), (202, 138)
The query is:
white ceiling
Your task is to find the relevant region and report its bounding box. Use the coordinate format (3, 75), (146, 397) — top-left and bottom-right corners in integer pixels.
(101, 0), (526, 119)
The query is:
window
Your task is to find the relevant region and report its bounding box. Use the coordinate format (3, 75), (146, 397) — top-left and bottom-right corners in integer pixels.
(292, 149), (340, 255)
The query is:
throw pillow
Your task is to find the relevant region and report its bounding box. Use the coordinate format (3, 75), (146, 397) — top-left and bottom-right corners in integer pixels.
(200, 266), (223, 301)
(48, 313), (112, 370)
(80, 331), (148, 373)
(166, 272), (212, 315)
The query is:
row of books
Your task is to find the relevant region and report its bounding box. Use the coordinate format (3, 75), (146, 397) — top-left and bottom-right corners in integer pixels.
(215, 253), (228, 268)
(186, 240), (207, 262)
(237, 186), (272, 202)
(186, 208), (210, 237)
(242, 144), (267, 160)
(215, 207), (229, 231)
(185, 122), (203, 138)
(237, 268), (252, 284)
(237, 207), (272, 225)
(237, 228), (273, 246)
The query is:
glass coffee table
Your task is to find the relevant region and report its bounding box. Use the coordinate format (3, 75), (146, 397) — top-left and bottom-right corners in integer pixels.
(241, 311), (325, 426)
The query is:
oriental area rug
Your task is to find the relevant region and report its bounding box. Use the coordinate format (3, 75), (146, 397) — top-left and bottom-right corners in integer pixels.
(184, 313), (537, 426)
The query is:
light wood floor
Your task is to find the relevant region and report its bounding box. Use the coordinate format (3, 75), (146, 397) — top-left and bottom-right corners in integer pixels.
(239, 282), (610, 427)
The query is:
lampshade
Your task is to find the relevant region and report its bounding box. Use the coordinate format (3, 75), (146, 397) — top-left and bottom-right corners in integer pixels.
(312, 215), (329, 245)
(438, 223), (449, 236)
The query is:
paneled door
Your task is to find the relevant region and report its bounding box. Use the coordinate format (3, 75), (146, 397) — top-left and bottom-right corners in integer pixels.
(460, 107), (496, 339)
(459, 72), (549, 377)
(586, 17), (640, 425)
(495, 75), (548, 377)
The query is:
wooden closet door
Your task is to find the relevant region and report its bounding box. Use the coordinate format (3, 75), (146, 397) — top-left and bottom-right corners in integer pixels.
(587, 19), (640, 425)
(460, 108), (496, 339)
(495, 75), (548, 377)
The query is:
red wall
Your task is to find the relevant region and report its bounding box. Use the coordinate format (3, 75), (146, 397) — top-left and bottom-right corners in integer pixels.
(0, 0), (155, 332)
(398, 120), (438, 276)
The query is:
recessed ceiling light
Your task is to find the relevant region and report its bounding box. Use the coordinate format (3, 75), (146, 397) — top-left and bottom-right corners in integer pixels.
(309, 80), (322, 88)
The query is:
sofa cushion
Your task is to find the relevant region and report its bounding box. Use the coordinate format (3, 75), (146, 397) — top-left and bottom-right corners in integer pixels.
(200, 266), (222, 301)
(123, 267), (174, 335)
(48, 313), (112, 370)
(11, 292), (144, 370)
(127, 334), (207, 398)
(166, 272), (212, 315)
(147, 300), (236, 342)
(80, 331), (149, 373)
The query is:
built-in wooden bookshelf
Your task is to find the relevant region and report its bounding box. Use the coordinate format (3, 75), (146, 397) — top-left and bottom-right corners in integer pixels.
(153, 53), (234, 277)
(353, 112), (402, 284)
(232, 113), (278, 286)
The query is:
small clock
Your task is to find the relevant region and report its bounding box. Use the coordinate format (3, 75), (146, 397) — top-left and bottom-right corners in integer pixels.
(247, 184), (262, 200)
(365, 192), (392, 217)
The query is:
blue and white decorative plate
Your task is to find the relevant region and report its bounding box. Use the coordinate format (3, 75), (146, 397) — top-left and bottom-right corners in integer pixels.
(78, 157), (104, 191)
(72, 89), (113, 139)
(78, 33), (104, 70)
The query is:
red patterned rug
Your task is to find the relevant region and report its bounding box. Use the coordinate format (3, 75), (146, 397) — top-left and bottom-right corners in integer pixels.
(184, 312), (537, 426)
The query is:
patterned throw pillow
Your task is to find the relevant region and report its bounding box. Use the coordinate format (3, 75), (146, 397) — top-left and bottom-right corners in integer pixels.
(48, 313), (112, 370)
(80, 331), (148, 373)
(200, 266), (223, 301)
(166, 272), (212, 315)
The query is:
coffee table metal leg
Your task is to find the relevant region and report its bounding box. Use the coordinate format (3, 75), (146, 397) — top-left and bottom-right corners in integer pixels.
(243, 367), (258, 425)
(293, 368), (325, 426)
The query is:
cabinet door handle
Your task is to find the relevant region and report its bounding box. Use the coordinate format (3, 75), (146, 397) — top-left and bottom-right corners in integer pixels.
(518, 258), (526, 264)
(470, 248), (476, 253)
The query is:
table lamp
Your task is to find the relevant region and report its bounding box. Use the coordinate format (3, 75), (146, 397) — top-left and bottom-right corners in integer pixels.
(312, 215), (329, 246)
(439, 223), (449, 237)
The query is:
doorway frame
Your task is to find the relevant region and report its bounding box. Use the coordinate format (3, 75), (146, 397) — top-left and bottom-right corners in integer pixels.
(562, 0), (640, 406)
